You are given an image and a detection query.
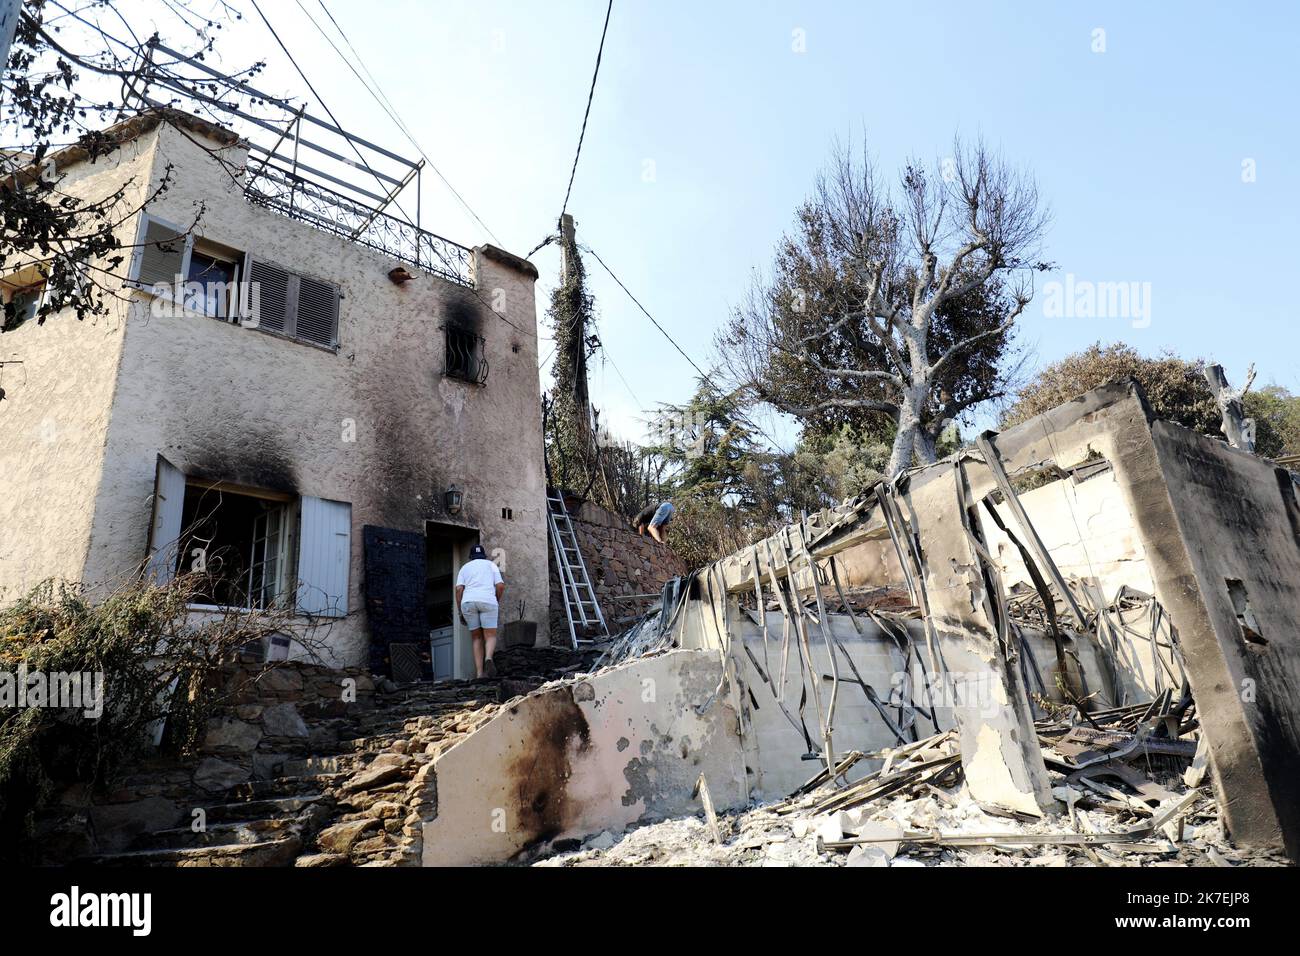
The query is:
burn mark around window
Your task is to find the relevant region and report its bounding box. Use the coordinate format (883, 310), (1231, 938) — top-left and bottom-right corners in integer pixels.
(443, 298), (488, 385)
(186, 440), (298, 496)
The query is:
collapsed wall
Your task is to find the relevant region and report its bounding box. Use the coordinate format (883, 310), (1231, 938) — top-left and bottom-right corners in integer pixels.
(417, 381), (1300, 864)
(420, 649), (745, 865)
(685, 381), (1298, 856)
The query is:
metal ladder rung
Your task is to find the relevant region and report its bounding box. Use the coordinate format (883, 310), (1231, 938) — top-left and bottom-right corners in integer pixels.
(546, 491), (609, 649)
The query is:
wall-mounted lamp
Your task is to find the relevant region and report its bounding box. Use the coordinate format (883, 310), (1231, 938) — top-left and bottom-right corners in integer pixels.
(444, 484), (463, 515)
(388, 266), (415, 284)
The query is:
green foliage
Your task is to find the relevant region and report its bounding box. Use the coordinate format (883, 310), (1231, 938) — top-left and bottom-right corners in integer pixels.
(662, 495), (779, 572)
(1244, 386), (1300, 460)
(544, 236), (619, 503)
(638, 384), (780, 567)
(1004, 343), (1220, 434)
(644, 383), (769, 508)
(1003, 342), (1300, 460)
(0, 576), (296, 857)
(716, 138), (1041, 470)
(642, 386), (930, 568)
(790, 424), (892, 505)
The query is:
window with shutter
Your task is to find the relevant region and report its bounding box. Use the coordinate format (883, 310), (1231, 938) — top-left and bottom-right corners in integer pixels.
(296, 275), (340, 347)
(242, 257), (339, 349)
(246, 257), (291, 335)
(133, 215), (190, 290)
(184, 246), (241, 320)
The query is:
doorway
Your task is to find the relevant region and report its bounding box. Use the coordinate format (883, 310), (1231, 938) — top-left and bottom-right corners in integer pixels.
(425, 521), (480, 681)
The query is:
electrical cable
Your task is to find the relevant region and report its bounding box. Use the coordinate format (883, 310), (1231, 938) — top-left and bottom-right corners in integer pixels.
(558, 0), (613, 223)
(310, 0), (503, 245)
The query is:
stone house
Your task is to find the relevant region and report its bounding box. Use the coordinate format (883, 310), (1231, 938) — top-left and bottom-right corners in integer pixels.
(0, 110), (549, 674)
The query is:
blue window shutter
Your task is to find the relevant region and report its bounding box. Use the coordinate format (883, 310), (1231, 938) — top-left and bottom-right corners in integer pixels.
(145, 454), (186, 584)
(297, 496), (351, 617)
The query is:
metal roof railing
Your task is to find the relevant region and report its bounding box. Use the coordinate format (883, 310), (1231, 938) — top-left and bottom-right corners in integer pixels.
(130, 39), (474, 287)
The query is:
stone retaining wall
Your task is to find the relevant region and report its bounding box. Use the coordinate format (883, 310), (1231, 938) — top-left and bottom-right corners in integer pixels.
(32, 660), (374, 861)
(548, 497), (688, 643)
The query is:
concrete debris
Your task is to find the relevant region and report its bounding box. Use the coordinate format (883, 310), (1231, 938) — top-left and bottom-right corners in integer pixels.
(535, 383), (1300, 867)
(530, 685), (1289, 868)
(845, 845), (891, 867)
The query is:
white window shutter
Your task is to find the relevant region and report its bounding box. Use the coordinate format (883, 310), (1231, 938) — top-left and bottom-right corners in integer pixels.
(132, 215), (191, 290)
(297, 496), (351, 617)
(295, 275), (340, 347)
(145, 454), (186, 584)
(244, 255), (294, 334)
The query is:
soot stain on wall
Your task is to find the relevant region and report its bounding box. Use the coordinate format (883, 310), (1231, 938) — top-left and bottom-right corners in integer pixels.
(184, 430), (298, 493)
(444, 294), (482, 336)
(505, 688), (592, 852)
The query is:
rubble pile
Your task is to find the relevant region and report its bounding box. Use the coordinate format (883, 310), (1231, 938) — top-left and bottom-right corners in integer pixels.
(534, 694), (1289, 868)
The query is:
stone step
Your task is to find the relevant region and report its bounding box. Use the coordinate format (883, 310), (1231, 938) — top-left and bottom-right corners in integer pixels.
(227, 773), (344, 800)
(337, 735), (412, 754)
(280, 756), (346, 776)
(203, 794), (327, 824)
(86, 835), (303, 867)
(137, 816), (300, 851)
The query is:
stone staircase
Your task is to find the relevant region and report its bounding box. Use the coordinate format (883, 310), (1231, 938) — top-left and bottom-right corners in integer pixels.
(80, 680), (514, 867)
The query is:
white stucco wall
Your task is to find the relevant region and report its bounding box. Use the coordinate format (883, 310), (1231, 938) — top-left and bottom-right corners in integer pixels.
(985, 467), (1155, 600)
(4, 119), (549, 667)
(0, 135), (157, 599)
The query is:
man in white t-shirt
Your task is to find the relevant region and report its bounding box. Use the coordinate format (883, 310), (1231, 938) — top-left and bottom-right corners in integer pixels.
(455, 544), (506, 678)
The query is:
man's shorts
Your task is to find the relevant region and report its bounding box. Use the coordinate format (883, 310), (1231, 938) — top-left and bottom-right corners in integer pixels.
(462, 600), (499, 630)
(649, 501), (676, 528)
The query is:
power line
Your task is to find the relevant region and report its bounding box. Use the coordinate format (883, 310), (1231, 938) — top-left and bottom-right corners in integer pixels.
(601, 350), (644, 409)
(309, 0), (503, 246)
(582, 240), (790, 452)
(247, 0), (417, 229)
(558, 0), (613, 223)
(581, 242), (712, 384)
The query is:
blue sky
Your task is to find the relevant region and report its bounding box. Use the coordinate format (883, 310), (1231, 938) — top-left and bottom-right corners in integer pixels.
(192, 0), (1299, 445)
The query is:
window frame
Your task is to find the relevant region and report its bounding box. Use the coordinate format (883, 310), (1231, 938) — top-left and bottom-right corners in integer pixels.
(174, 479), (298, 613)
(183, 242), (243, 321)
(444, 324), (488, 385)
(1, 275), (48, 330)
(145, 457), (350, 618)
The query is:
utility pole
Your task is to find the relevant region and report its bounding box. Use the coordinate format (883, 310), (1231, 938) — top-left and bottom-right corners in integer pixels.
(0, 0), (21, 106)
(558, 212), (592, 445)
